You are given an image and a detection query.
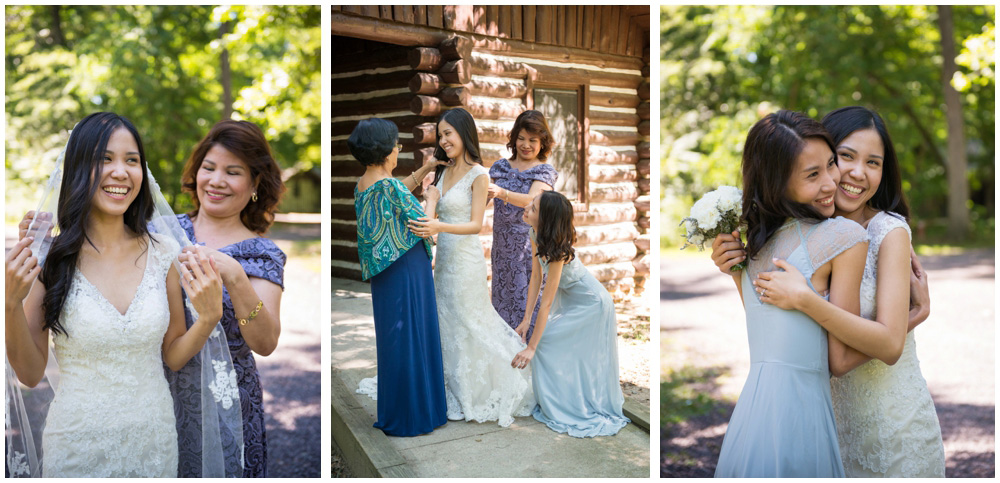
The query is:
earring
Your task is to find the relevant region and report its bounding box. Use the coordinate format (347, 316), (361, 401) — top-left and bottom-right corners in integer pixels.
(252, 192), (258, 202)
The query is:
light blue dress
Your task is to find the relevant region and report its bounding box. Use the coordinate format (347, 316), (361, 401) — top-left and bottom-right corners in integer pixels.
(529, 229), (630, 437)
(714, 217), (867, 477)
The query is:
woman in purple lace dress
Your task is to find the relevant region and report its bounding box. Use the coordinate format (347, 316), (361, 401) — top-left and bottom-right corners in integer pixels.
(487, 110), (558, 340)
(167, 120), (286, 477)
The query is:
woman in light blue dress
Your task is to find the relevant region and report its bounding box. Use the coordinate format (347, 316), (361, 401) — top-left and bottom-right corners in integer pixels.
(713, 110), (872, 477)
(510, 190), (629, 438)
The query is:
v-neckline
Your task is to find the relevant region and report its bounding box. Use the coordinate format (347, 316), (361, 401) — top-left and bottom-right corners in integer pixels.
(441, 166), (475, 199)
(77, 245), (152, 318)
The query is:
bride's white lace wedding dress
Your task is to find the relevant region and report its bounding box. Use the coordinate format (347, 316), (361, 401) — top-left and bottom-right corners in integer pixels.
(42, 235), (179, 477)
(830, 211), (945, 477)
(434, 164), (534, 426)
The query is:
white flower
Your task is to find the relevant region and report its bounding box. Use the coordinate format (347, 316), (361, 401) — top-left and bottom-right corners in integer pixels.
(689, 233), (705, 246)
(691, 200), (721, 230)
(208, 359), (240, 410)
(716, 186), (742, 212)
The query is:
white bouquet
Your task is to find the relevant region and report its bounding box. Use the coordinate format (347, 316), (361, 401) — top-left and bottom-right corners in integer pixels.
(679, 185), (746, 271)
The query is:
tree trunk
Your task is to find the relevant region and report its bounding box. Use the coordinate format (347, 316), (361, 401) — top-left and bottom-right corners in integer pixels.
(49, 6), (66, 47)
(220, 20), (233, 120)
(937, 5), (970, 239)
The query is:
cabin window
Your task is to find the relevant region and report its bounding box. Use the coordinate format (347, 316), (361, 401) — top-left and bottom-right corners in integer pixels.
(532, 85), (588, 204)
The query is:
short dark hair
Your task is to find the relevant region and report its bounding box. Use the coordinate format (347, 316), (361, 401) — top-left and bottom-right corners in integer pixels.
(507, 110), (553, 162)
(741, 110), (835, 260)
(347, 118), (398, 167)
(182, 120), (285, 234)
(822, 106), (910, 221)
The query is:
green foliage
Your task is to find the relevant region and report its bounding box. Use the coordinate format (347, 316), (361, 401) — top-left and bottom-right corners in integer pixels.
(661, 5), (995, 246)
(660, 365), (727, 425)
(5, 5), (320, 219)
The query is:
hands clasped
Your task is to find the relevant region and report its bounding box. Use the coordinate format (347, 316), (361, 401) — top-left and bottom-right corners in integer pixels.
(177, 246), (224, 323)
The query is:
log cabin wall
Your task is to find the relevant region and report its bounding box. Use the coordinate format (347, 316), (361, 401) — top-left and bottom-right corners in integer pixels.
(332, 6), (651, 297)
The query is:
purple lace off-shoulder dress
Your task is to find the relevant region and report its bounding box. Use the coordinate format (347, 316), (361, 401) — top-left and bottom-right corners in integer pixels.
(489, 158), (557, 340)
(168, 214), (287, 477)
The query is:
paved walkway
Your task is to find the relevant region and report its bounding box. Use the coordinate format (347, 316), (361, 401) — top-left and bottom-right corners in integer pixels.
(332, 278), (650, 478)
(660, 249), (995, 477)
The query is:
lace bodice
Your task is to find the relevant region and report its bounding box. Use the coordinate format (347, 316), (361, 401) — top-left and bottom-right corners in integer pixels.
(43, 234), (179, 477)
(831, 211), (944, 477)
(437, 164), (488, 224)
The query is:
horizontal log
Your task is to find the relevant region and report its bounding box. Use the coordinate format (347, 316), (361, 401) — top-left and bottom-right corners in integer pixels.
(440, 86), (471, 106)
(588, 110), (640, 127)
(473, 36), (645, 70)
(638, 120), (650, 137)
(440, 36), (472, 60)
(638, 79), (650, 100)
(333, 92), (414, 114)
(589, 164), (637, 183)
(409, 47), (443, 71)
(588, 146), (638, 165)
(589, 130), (640, 146)
(573, 202), (637, 226)
(469, 77), (527, 98)
(636, 158), (650, 176)
(633, 195), (650, 213)
(438, 59), (471, 84)
(468, 54), (532, 78)
(477, 124), (510, 144)
(409, 72), (442, 95)
(637, 101), (650, 119)
(331, 265), (363, 282)
(637, 216), (650, 230)
(589, 182), (638, 203)
(589, 91), (641, 109)
(411, 95), (442, 116)
(331, 244), (360, 264)
(632, 253), (650, 275)
(588, 262), (636, 284)
(414, 147), (437, 166)
(331, 159), (365, 177)
(576, 242), (638, 266)
(466, 98), (526, 121)
(634, 233), (650, 252)
(480, 148), (503, 164)
(333, 115), (438, 137)
(332, 70), (414, 95)
(576, 222), (639, 245)
(638, 142), (650, 159)
(331, 201), (357, 222)
(413, 123), (437, 144)
(332, 47), (410, 73)
(332, 221), (358, 241)
(638, 177), (650, 193)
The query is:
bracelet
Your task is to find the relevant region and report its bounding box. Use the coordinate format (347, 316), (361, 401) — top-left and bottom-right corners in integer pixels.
(238, 300), (263, 326)
(410, 172), (419, 186)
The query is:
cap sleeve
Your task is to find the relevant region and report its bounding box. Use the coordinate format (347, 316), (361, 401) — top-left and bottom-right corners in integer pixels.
(868, 211), (911, 249)
(227, 238), (287, 289)
(489, 158), (510, 178)
(806, 217), (869, 271)
(525, 163), (558, 186)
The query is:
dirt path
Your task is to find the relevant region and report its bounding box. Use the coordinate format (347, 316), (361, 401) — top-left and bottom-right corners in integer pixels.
(659, 249), (995, 478)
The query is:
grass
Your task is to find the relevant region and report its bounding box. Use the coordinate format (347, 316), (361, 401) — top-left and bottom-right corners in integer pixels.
(660, 365), (728, 425)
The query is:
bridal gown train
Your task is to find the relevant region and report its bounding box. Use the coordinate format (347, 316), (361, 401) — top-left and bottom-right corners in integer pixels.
(42, 235), (179, 477)
(434, 164), (534, 426)
(830, 211), (945, 477)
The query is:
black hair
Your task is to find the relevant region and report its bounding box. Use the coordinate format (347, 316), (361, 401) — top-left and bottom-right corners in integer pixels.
(741, 110), (835, 260)
(535, 191), (576, 263)
(821, 106), (910, 221)
(347, 118), (398, 167)
(432, 108), (483, 186)
(40, 112), (154, 335)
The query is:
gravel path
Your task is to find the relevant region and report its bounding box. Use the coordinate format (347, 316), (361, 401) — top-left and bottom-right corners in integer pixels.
(659, 249), (995, 478)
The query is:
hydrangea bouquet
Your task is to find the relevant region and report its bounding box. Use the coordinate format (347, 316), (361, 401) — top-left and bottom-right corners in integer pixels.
(679, 185), (746, 271)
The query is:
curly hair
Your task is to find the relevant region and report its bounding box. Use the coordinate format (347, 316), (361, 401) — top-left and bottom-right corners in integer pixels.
(506, 110), (553, 162)
(741, 110), (834, 260)
(182, 120), (285, 234)
(535, 190), (576, 263)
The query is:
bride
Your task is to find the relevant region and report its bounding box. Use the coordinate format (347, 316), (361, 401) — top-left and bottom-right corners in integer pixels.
(5, 112), (231, 477)
(408, 108), (534, 426)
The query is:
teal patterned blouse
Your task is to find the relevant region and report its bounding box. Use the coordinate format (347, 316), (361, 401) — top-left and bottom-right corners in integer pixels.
(355, 177), (433, 280)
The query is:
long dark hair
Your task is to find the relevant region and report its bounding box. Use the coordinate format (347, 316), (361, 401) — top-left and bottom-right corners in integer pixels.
(431, 108), (483, 186)
(741, 110), (835, 260)
(40, 112), (154, 335)
(535, 191), (576, 263)
(181, 120), (285, 234)
(821, 106), (910, 221)
(506, 110), (553, 162)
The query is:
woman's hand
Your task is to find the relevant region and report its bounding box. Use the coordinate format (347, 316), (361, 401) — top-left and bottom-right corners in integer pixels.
(487, 183), (503, 200)
(908, 247), (930, 320)
(753, 258), (812, 310)
(5, 237), (41, 303)
(711, 230), (746, 274)
(178, 246), (224, 325)
(424, 185), (441, 204)
(408, 217), (442, 238)
(511, 346), (535, 370)
(183, 245), (244, 288)
(514, 318), (530, 343)
(18, 211), (54, 242)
